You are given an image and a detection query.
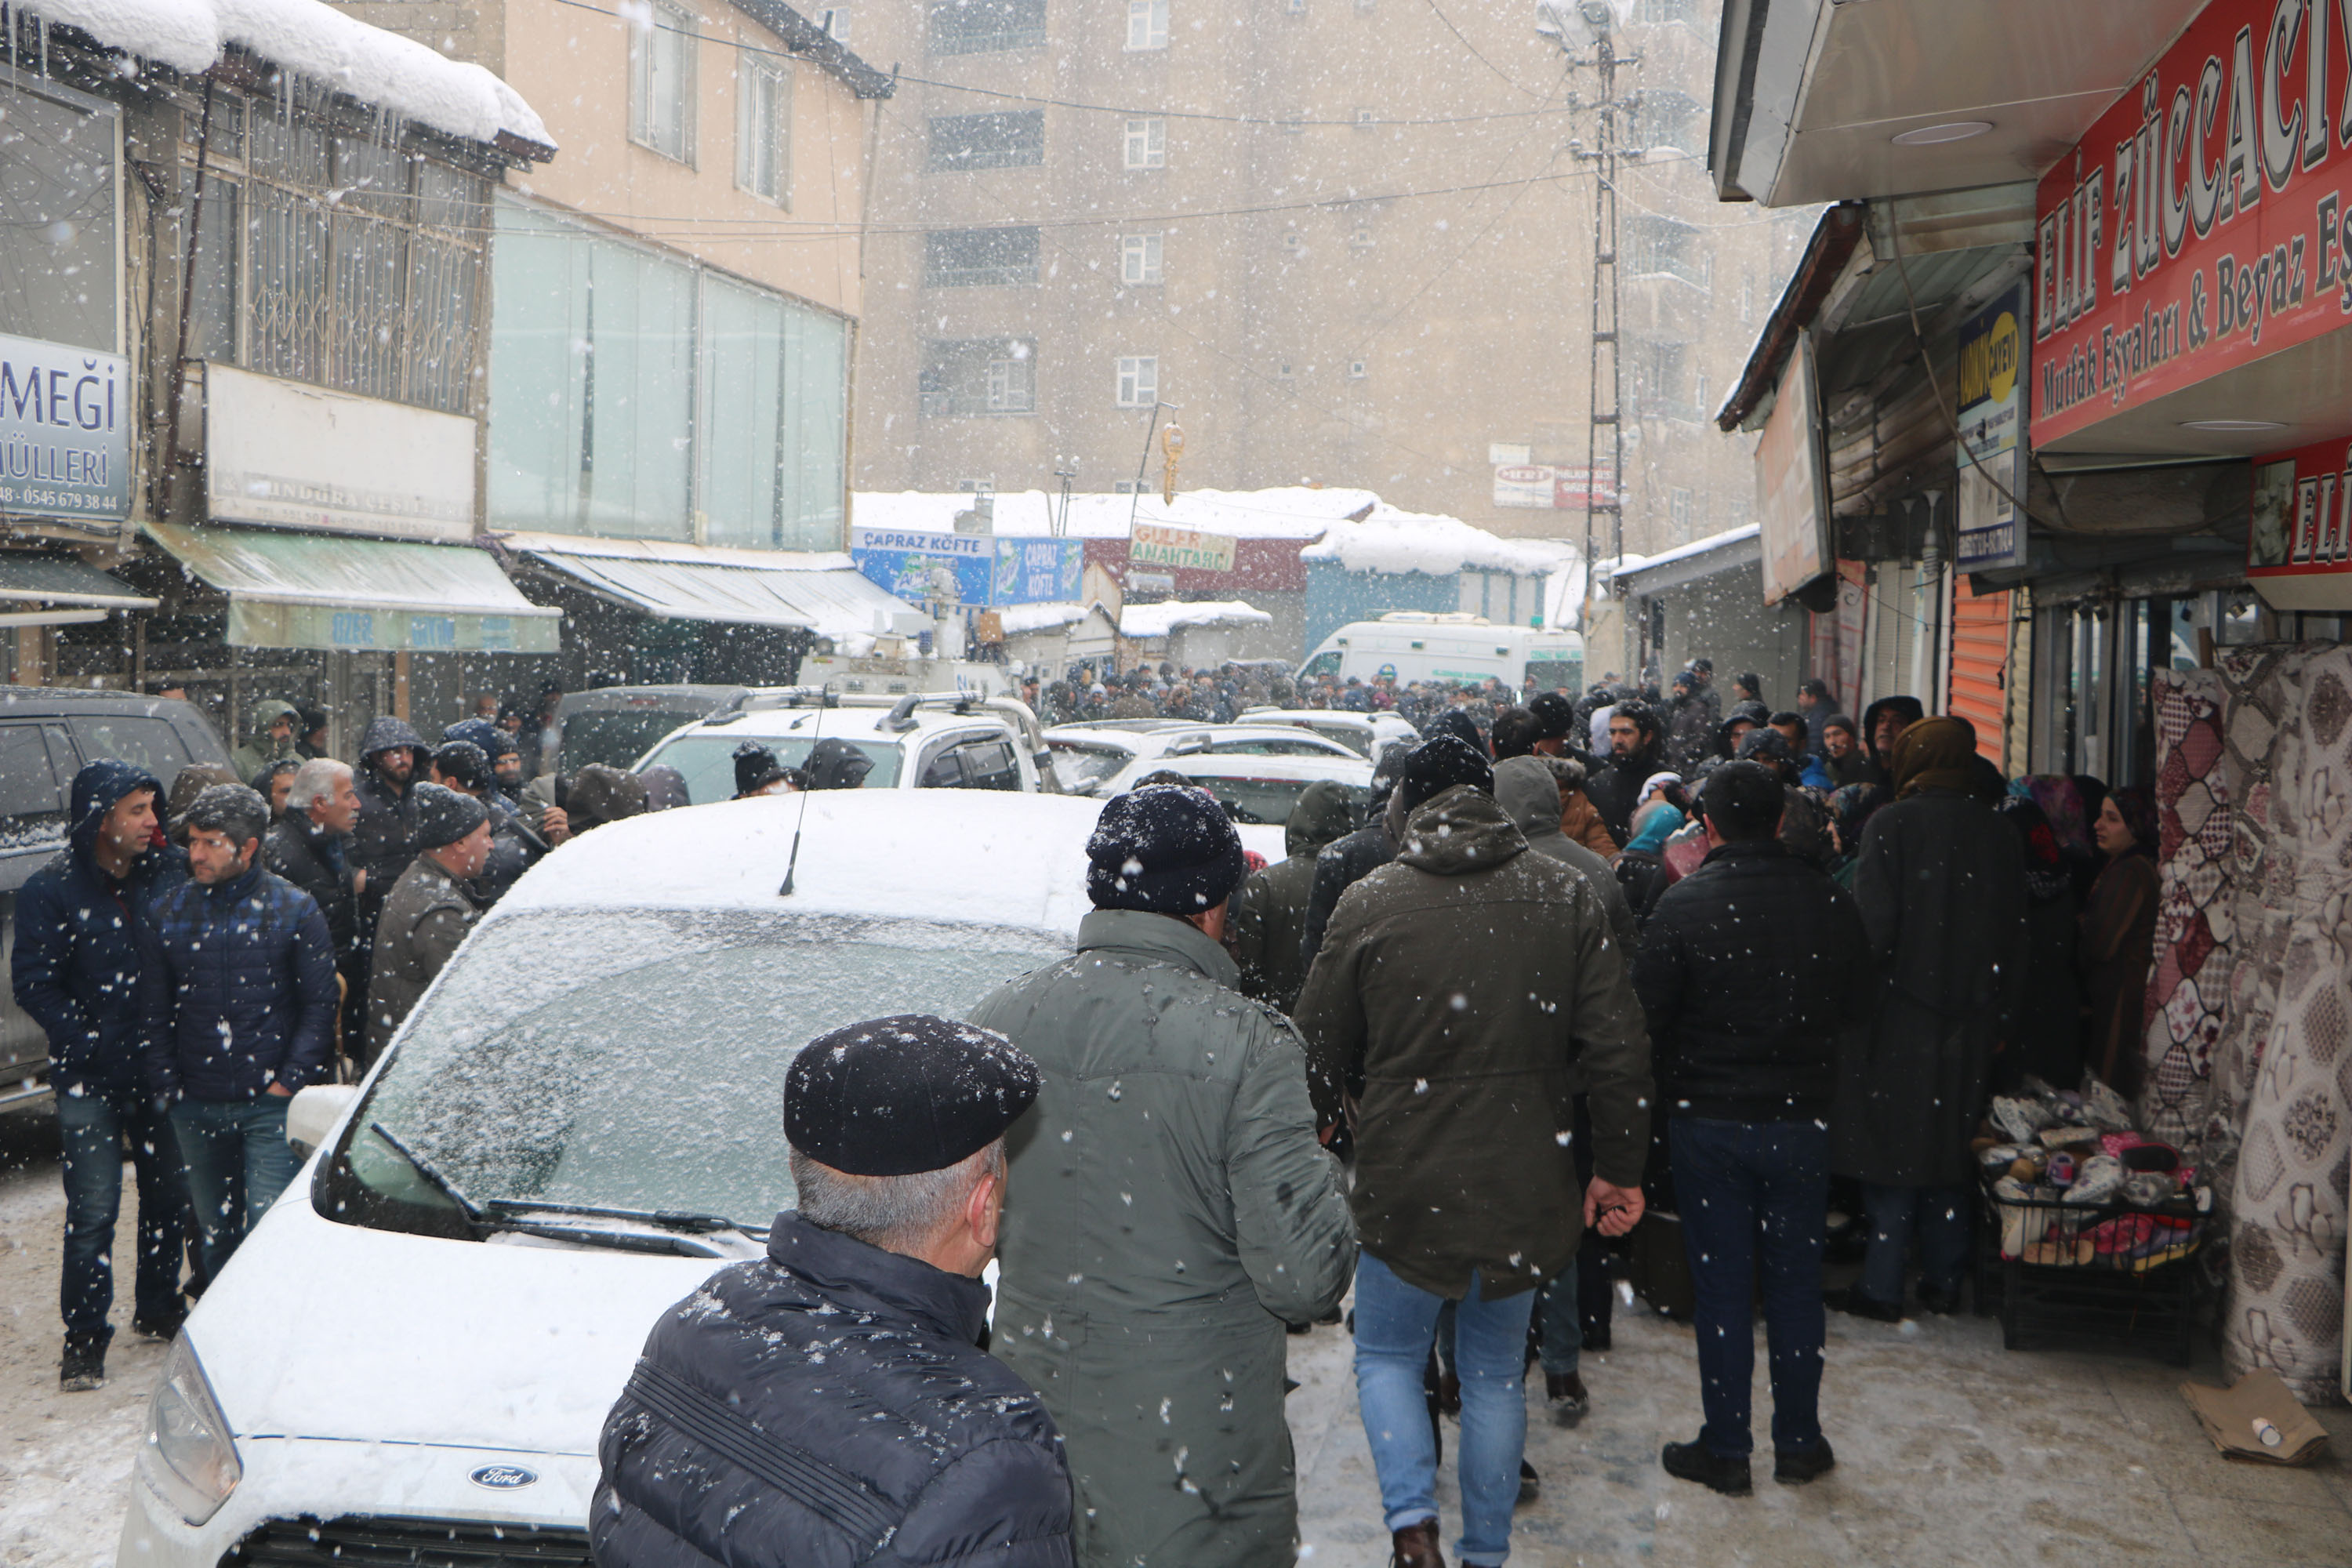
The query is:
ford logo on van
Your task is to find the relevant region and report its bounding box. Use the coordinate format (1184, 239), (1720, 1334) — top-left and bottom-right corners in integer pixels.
(469, 1465), (539, 1490)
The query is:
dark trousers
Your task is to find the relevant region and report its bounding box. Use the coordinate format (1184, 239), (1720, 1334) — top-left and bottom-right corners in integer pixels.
(1669, 1116), (1829, 1459)
(1861, 1181), (1972, 1305)
(56, 1091), (188, 1339)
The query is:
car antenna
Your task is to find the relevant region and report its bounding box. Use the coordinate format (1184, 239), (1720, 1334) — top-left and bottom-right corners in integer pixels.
(778, 687), (822, 897)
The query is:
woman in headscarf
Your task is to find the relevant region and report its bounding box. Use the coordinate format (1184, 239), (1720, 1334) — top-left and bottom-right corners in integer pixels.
(1993, 796), (2085, 1091)
(2079, 785), (2159, 1096)
(1830, 715), (2030, 1320)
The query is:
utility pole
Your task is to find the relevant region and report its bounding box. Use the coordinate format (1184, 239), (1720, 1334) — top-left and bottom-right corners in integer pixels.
(1541, 2), (1638, 671)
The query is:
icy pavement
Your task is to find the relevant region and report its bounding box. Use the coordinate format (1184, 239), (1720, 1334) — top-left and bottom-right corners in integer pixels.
(5, 1097), (2349, 1568)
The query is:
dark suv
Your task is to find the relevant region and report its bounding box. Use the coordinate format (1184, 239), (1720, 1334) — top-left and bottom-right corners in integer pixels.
(2, 688), (233, 1109)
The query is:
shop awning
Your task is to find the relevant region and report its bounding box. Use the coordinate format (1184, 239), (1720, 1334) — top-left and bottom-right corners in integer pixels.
(0, 553), (156, 626)
(1613, 525), (1762, 597)
(143, 522), (561, 653)
(503, 532), (926, 641)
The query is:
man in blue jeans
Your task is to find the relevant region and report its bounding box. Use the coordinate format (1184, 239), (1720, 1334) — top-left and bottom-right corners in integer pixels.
(1298, 738), (1652, 1567)
(1632, 762), (1875, 1494)
(143, 784), (337, 1279)
(13, 760), (191, 1390)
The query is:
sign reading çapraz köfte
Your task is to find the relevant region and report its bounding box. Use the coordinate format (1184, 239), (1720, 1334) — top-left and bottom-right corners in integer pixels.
(2034, 0), (2352, 445)
(0, 332), (131, 521)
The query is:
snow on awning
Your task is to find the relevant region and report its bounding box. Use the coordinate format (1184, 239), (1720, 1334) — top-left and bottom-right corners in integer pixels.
(0, 553), (156, 628)
(506, 533), (924, 641)
(144, 522), (558, 652)
(1301, 509), (1577, 578)
(1610, 524), (1764, 596)
(37, 0), (554, 155)
(1119, 600), (1273, 640)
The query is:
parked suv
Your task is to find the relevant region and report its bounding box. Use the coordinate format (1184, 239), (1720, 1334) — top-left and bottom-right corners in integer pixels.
(1, 688), (232, 1109)
(633, 691), (1058, 803)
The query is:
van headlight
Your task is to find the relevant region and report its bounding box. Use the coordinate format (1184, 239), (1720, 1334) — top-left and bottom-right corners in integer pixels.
(138, 1336), (241, 1524)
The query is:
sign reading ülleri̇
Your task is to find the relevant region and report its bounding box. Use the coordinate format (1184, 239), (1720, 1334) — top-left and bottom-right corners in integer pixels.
(0, 332), (130, 521)
(1129, 521), (1236, 573)
(2033, 0), (2352, 445)
(1955, 285), (2028, 572)
(2247, 436), (2352, 608)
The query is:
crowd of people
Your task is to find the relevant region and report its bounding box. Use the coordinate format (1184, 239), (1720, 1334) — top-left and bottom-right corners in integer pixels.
(591, 659), (2170, 1568)
(16, 656), (2170, 1568)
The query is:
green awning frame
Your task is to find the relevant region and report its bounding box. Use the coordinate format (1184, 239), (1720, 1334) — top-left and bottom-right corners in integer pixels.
(143, 522), (561, 654)
(0, 553), (157, 610)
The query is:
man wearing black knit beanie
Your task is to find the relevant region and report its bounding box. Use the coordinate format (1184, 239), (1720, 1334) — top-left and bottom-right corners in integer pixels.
(969, 785), (1356, 1568)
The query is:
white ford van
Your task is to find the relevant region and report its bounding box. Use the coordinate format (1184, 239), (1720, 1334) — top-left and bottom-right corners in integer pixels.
(1298, 613), (1584, 691)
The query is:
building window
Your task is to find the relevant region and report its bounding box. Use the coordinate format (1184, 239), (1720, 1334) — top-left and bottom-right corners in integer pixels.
(921, 338), (1036, 416)
(1633, 89), (1699, 155)
(735, 57), (793, 205)
(1355, 107), (1377, 127)
(925, 227), (1040, 286)
(1127, 0), (1169, 49)
(1349, 227), (1374, 249)
(1123, 117), (1166, 169)
(1120, 232), (1163, 285)
(1281, 229), (1303, 251)
(930, 0), (1047, 55)
(197, 93), (492, 417)
(1116, 355), (1158, 406)
(1346, 359), (1367, 379)
(815, 5), (851, 39)
(1640, 339), (1700, 422)
(1669, 486), (1692, 536)
(629, 0), (697, 165)
(0, 77), (121, 353)
(1635, 0), (1697, 23)
(488, 199), (850, 550)
(929, 111), (1046, 170)
(1628, 214), (1701, 285)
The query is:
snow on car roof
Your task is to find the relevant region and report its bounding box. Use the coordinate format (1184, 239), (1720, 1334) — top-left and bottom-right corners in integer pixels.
(490, 791), (1289, 935)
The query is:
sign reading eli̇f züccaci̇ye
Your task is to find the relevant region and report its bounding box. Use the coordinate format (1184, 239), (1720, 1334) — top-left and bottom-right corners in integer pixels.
(2033, 0), (2352, 606)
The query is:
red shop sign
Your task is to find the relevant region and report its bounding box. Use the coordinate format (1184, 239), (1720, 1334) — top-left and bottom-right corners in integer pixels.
(2034, 0), (2352, 445)
(2249, 436), (2352, 607)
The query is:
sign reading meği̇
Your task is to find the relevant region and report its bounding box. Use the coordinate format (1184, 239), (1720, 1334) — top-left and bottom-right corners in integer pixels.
(0, 332), (131, 522)
(2033, 0), (2352, 445)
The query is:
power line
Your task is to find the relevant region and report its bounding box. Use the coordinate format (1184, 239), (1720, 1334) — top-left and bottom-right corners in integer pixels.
(1417, 0), (1546, 100)
(543, 0), (1570, 127)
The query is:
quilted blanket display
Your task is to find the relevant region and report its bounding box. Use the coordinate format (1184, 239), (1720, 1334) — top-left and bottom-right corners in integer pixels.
(2141, 647), (2352, 1402)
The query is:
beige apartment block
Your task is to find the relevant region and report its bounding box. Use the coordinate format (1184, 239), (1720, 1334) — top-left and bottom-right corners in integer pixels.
(848, 0), (1802, 559)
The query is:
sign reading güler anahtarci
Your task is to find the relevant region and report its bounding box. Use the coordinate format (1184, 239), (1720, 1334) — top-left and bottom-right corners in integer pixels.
(0, 332), (131, 521)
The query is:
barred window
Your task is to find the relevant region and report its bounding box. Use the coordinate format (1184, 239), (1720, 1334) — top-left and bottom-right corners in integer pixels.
(921, 338), (1036, 416)
(195, 89), (489, 417)
(930, 0), (1047, 55)
(929, 111), (1045, 171)
(1628, 214), (1702, 286)
(924, 228), (1040, 287)
(1633, 90), (1700, 154)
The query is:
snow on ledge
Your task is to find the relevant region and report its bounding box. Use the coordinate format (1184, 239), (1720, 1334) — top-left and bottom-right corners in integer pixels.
(1301, 506), (1578, 578)
(996, 601), (1094, 634)
(39, 0), (553, 151)
(1120, 600), (1273, 639)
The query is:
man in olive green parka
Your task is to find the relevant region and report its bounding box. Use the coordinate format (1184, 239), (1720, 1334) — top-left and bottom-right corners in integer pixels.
(971, 785), (1356, 1568)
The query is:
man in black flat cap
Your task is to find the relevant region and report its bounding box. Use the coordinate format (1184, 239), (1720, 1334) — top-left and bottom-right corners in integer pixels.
(362, 783), (490, 1066)
(594, 1014), (1074, 1568)
(970, 786), (1355, 1568)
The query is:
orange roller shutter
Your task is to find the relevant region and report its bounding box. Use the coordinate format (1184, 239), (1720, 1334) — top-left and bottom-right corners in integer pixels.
(1947, 579), (2009, 766)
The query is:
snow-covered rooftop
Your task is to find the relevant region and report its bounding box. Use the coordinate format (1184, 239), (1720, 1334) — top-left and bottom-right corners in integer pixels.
(1606, 523), (1762, 582)
(1119, 599), (1273, 639)
(853, 487), (1380, 541)
(995, 601), (1096, 635)
(41, 0), (553, 151)
(1302, 510), (1580, 578)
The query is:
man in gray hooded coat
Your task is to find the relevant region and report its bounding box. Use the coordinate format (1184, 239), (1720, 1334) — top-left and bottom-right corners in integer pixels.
(970, 785), (1356, 1568)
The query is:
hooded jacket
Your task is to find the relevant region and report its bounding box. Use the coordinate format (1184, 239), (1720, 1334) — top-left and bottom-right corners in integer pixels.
(1493, 756), (1638, 955)
(142, 860), (337, 1103)
(1227, 778), (1356, 1012)
(12, 760), (186, 1105)
(230, 699), (302, 781)
(265, 811), (357, 960)
(350, 716), (430, 940)
(364, 854), (483, 1065)
(595, 1212), (1075, 1568)
(969, 909), (1354, 1568)
(1293, 786), (1653, 1298)
(1633, 837), (1874, 1123)
(1857, 695), (1926, 786)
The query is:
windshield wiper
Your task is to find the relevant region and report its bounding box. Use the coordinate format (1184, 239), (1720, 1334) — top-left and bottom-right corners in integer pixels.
(370, 1122), (488, 1233)
(481, 1199), (765, 1236)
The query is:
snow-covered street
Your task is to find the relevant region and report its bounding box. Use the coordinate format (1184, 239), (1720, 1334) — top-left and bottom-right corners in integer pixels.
(10, 1102), (2352, 1568)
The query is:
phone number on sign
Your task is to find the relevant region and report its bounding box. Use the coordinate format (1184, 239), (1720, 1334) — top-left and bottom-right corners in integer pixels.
(0, 485), (122, 511)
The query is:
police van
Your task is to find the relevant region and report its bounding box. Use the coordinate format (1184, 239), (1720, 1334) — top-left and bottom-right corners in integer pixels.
(1297, 613), (1584, 691)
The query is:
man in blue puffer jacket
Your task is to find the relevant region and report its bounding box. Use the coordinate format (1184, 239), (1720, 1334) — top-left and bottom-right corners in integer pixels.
(142, 783), (337, 1279)
(13, 760), (192, 1391)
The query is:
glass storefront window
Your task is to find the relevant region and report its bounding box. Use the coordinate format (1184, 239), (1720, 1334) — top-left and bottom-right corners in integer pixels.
(488, 199), (848, 550)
